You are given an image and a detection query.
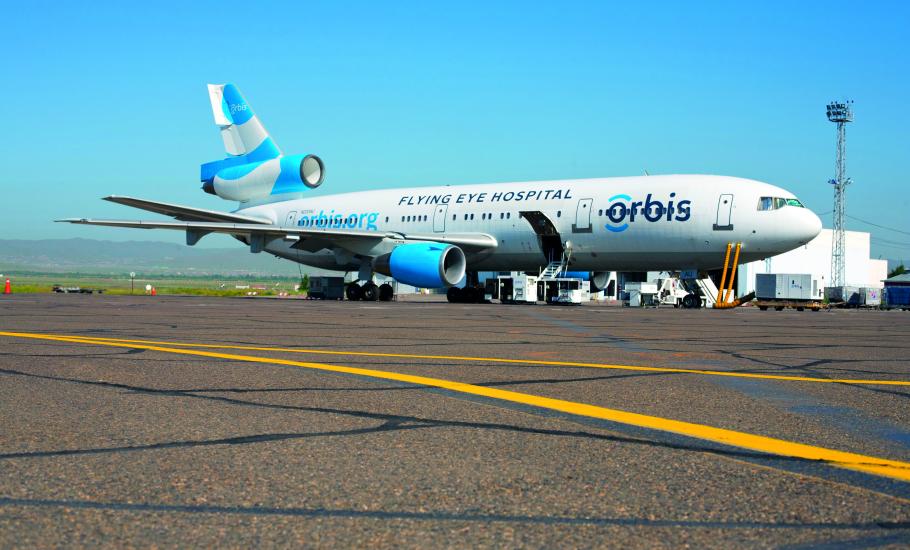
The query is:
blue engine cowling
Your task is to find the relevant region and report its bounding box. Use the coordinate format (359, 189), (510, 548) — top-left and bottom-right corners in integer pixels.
(373, 243), (466, 288)
(201, 154), (325, 201)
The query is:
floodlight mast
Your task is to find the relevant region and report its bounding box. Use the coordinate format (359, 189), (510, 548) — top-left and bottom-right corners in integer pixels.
(826, 100), (853, 288)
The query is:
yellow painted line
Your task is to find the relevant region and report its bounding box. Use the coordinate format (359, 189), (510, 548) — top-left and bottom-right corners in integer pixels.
(7, 331), (909, 387)
(2, 330), (910, 482)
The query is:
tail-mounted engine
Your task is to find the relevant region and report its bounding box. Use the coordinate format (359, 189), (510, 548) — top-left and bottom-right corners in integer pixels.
(201, 154), (324, 202)
(201, 83), (325, 202)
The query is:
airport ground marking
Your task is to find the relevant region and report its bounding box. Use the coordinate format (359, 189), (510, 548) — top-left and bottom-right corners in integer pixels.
(7, 331), (910, 387)
(2, 330), (910, 483)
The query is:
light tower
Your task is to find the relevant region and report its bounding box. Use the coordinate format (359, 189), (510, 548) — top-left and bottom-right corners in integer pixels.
(826, 100), (853, 288)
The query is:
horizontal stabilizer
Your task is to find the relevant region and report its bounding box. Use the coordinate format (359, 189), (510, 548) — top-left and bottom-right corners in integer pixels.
(103, 196), (272, 224)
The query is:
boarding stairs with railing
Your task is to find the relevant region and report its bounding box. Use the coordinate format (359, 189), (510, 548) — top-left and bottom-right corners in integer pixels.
(540, 260), (567, 279)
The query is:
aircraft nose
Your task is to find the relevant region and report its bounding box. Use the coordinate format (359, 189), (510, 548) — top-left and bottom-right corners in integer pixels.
(799, 209), (823, 244)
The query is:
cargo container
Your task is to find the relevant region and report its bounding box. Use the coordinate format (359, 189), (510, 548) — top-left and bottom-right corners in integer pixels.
(860, 287), (881, 307)
(885, 286), (910, 309)
(754, 274), (823, 311)
(824, 285), (862, 306)
(883, 274), (910, 309)
(755, 274), (813, 301)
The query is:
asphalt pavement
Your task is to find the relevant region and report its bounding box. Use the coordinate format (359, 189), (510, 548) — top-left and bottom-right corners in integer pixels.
(1, 294), (909, 548)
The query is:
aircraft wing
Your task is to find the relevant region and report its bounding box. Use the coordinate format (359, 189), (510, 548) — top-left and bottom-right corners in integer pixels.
(56, 218), (498, 252)
(102, 196), (272, 224)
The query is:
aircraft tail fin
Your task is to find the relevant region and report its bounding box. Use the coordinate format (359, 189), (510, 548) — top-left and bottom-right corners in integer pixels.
(206, 84), (282, 160)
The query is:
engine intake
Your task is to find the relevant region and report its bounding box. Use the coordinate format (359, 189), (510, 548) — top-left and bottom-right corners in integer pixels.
(373, 243), (466, 289)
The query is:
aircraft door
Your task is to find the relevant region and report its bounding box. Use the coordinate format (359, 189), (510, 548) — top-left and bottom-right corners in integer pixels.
(713, 194), (734, 231)
(285, 210), (298, 226)
(572, 198), (593, 233)
(433, 204), (448, 232)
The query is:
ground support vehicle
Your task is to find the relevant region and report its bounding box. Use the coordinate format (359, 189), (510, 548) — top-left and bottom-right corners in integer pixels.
(624, 282), (658, 307)
(307, 277), (345, 300)
(52, 285), (104, 294)
(538, 278), (590, 305)
(495, 274), (539, 304)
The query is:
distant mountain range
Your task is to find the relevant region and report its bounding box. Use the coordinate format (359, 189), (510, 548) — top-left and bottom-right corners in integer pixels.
(0, 238), (328, 276)
(3, 238), (905, 278)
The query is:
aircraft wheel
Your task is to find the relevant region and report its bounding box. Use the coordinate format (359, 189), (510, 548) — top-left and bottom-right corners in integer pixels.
(447, 287), (462, 303)
(462, 287), (476, 303)
(378, 283), (394, 301)
(345, 283), (363, 301)
(362, 283), (379, 301)
(681, 294), (697, 309)
(759, 306), (768, 311)
(775, 306), (784, 311)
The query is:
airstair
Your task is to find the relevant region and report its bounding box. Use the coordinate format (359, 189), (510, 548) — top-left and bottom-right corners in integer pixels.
(540, 260), (566, 279)
(696, 277), (720, 307)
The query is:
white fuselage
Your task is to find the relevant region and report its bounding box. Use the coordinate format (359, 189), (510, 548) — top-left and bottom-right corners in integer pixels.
(236, 174), (822, 274)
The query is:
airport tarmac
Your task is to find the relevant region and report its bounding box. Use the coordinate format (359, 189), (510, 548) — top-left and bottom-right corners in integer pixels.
(1, 294), (909, 548)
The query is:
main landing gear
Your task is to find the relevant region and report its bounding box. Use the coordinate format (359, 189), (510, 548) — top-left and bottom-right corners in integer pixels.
(346, 281), (394, 301)
(446, 286), (486, 304)
(447, 270), (488, 304)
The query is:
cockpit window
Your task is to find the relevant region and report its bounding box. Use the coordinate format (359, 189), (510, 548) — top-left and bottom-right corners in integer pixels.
(757, 196), (805, 211)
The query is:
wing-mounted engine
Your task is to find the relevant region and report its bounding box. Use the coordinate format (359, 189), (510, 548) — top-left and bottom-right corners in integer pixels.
(373, 243), (466, 288)
(199, 83), (325, 202)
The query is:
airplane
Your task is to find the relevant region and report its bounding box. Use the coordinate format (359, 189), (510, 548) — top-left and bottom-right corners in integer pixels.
(61, 84), (823, 303)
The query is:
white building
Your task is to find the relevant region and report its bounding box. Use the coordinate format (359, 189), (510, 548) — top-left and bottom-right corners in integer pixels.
(737, 229), (887, 299)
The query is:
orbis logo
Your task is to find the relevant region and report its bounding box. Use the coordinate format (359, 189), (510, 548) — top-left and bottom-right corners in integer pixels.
(229, 103), (248, 115)
(298, 209), (379, 231)
(605, 193), (691, 233)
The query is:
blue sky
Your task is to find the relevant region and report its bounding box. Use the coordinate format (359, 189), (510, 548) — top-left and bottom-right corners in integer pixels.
(1, 1), (908, 259)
